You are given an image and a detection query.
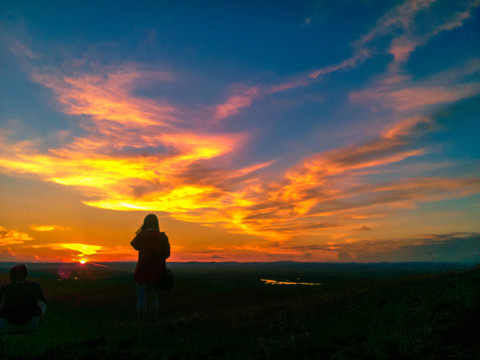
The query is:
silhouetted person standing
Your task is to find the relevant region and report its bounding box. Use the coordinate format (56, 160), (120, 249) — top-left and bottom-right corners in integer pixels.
(0, 264), (46, 334)
(131, 214), (170, 321)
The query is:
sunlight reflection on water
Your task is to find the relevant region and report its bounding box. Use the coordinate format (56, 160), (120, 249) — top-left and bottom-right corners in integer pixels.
(261, 279), (322, 286)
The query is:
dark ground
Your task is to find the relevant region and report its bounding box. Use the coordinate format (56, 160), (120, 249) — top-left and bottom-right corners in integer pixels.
(0, 261), (479, 359)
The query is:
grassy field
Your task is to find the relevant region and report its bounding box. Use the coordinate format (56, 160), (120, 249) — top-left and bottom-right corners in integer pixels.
(0, 262), (479, 360)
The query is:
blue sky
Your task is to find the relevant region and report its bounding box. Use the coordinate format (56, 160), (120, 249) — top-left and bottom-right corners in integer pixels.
(0, 0), (479, 263)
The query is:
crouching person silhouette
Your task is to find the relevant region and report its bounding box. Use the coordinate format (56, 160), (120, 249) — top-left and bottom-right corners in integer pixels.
(0, 264), (46, 334)
(131, 214), (170, 322)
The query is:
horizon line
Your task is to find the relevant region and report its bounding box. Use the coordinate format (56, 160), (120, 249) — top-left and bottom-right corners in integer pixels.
(0, 260), (475, 265)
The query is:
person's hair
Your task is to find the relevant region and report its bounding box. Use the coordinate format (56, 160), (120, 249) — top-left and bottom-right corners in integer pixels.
(10, 264), (28, 282)
(136, 213), (160, 234)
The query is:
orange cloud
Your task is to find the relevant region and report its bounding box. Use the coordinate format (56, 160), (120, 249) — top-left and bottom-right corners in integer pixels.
(214, 86), (259, 120)
(0, 226), (34, 246)
(32, 68), (178, 128)
(30, 225), (70, 232)
(350, 77), (480, 112)
(389, 84), (480, 111)
(389, 37), (417, 64)
(269, 78), (309, 93)
(382, 116), (433, 139)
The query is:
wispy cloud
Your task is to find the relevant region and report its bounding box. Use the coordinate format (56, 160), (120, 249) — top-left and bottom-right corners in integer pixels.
(351, 0), (480, 113)
(31, 66), (179, 131)
(386, 0), (480, 67)
(309, 50), (371, 79)
(214, 86), (259, 120)
(351, 71), (480, 112)
(234, 0), (480, 112)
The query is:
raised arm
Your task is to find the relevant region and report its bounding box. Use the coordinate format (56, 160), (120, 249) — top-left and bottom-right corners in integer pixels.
(131, 234), (141, 250)
(162, 234), (171, 259)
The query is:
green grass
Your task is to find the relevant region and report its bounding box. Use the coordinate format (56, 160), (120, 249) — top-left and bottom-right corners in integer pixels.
(1, 262), (479, 359)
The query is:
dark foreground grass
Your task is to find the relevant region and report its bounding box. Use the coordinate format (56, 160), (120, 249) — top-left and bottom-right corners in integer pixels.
(1, 262), (479, 360)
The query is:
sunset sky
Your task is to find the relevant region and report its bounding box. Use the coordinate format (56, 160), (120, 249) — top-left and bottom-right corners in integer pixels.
(1, 0), (479, 263)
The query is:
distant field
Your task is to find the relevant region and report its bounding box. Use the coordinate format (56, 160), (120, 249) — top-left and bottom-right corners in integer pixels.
(0, 262), (479, 359)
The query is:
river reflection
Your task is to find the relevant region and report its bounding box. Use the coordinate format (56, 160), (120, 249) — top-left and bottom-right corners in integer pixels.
(261, 279), (322, 286)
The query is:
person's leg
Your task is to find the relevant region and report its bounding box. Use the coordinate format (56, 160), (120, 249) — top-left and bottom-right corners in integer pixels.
(38, 301), (47, 319)
(136, 283), (148, 318)
(28, 316), (40, 332)
(0, 318), (8, 333)
(147, 284), (160, 318)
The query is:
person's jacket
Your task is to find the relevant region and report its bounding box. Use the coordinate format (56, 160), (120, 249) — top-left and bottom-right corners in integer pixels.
(131, 230), (170, 283)
(0, 280), (45, 324)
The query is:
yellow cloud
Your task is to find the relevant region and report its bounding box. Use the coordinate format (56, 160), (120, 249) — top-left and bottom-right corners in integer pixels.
(30, 225), (70, 232)
(0, 226), (34, 246)
(60, 243), (103, 255)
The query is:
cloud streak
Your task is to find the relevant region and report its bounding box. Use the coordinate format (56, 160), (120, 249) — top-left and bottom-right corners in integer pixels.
(214, 86), (259, 120)
(30, 225), (70, 232)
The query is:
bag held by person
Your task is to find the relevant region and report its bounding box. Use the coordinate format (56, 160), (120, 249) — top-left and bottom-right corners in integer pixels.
(156, 268), (174, 290)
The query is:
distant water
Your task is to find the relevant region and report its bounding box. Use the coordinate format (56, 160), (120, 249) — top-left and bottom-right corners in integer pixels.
(261, 278), (322, 286)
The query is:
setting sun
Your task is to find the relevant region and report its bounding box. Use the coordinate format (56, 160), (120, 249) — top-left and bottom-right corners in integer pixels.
(79, 260), (86, 265)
